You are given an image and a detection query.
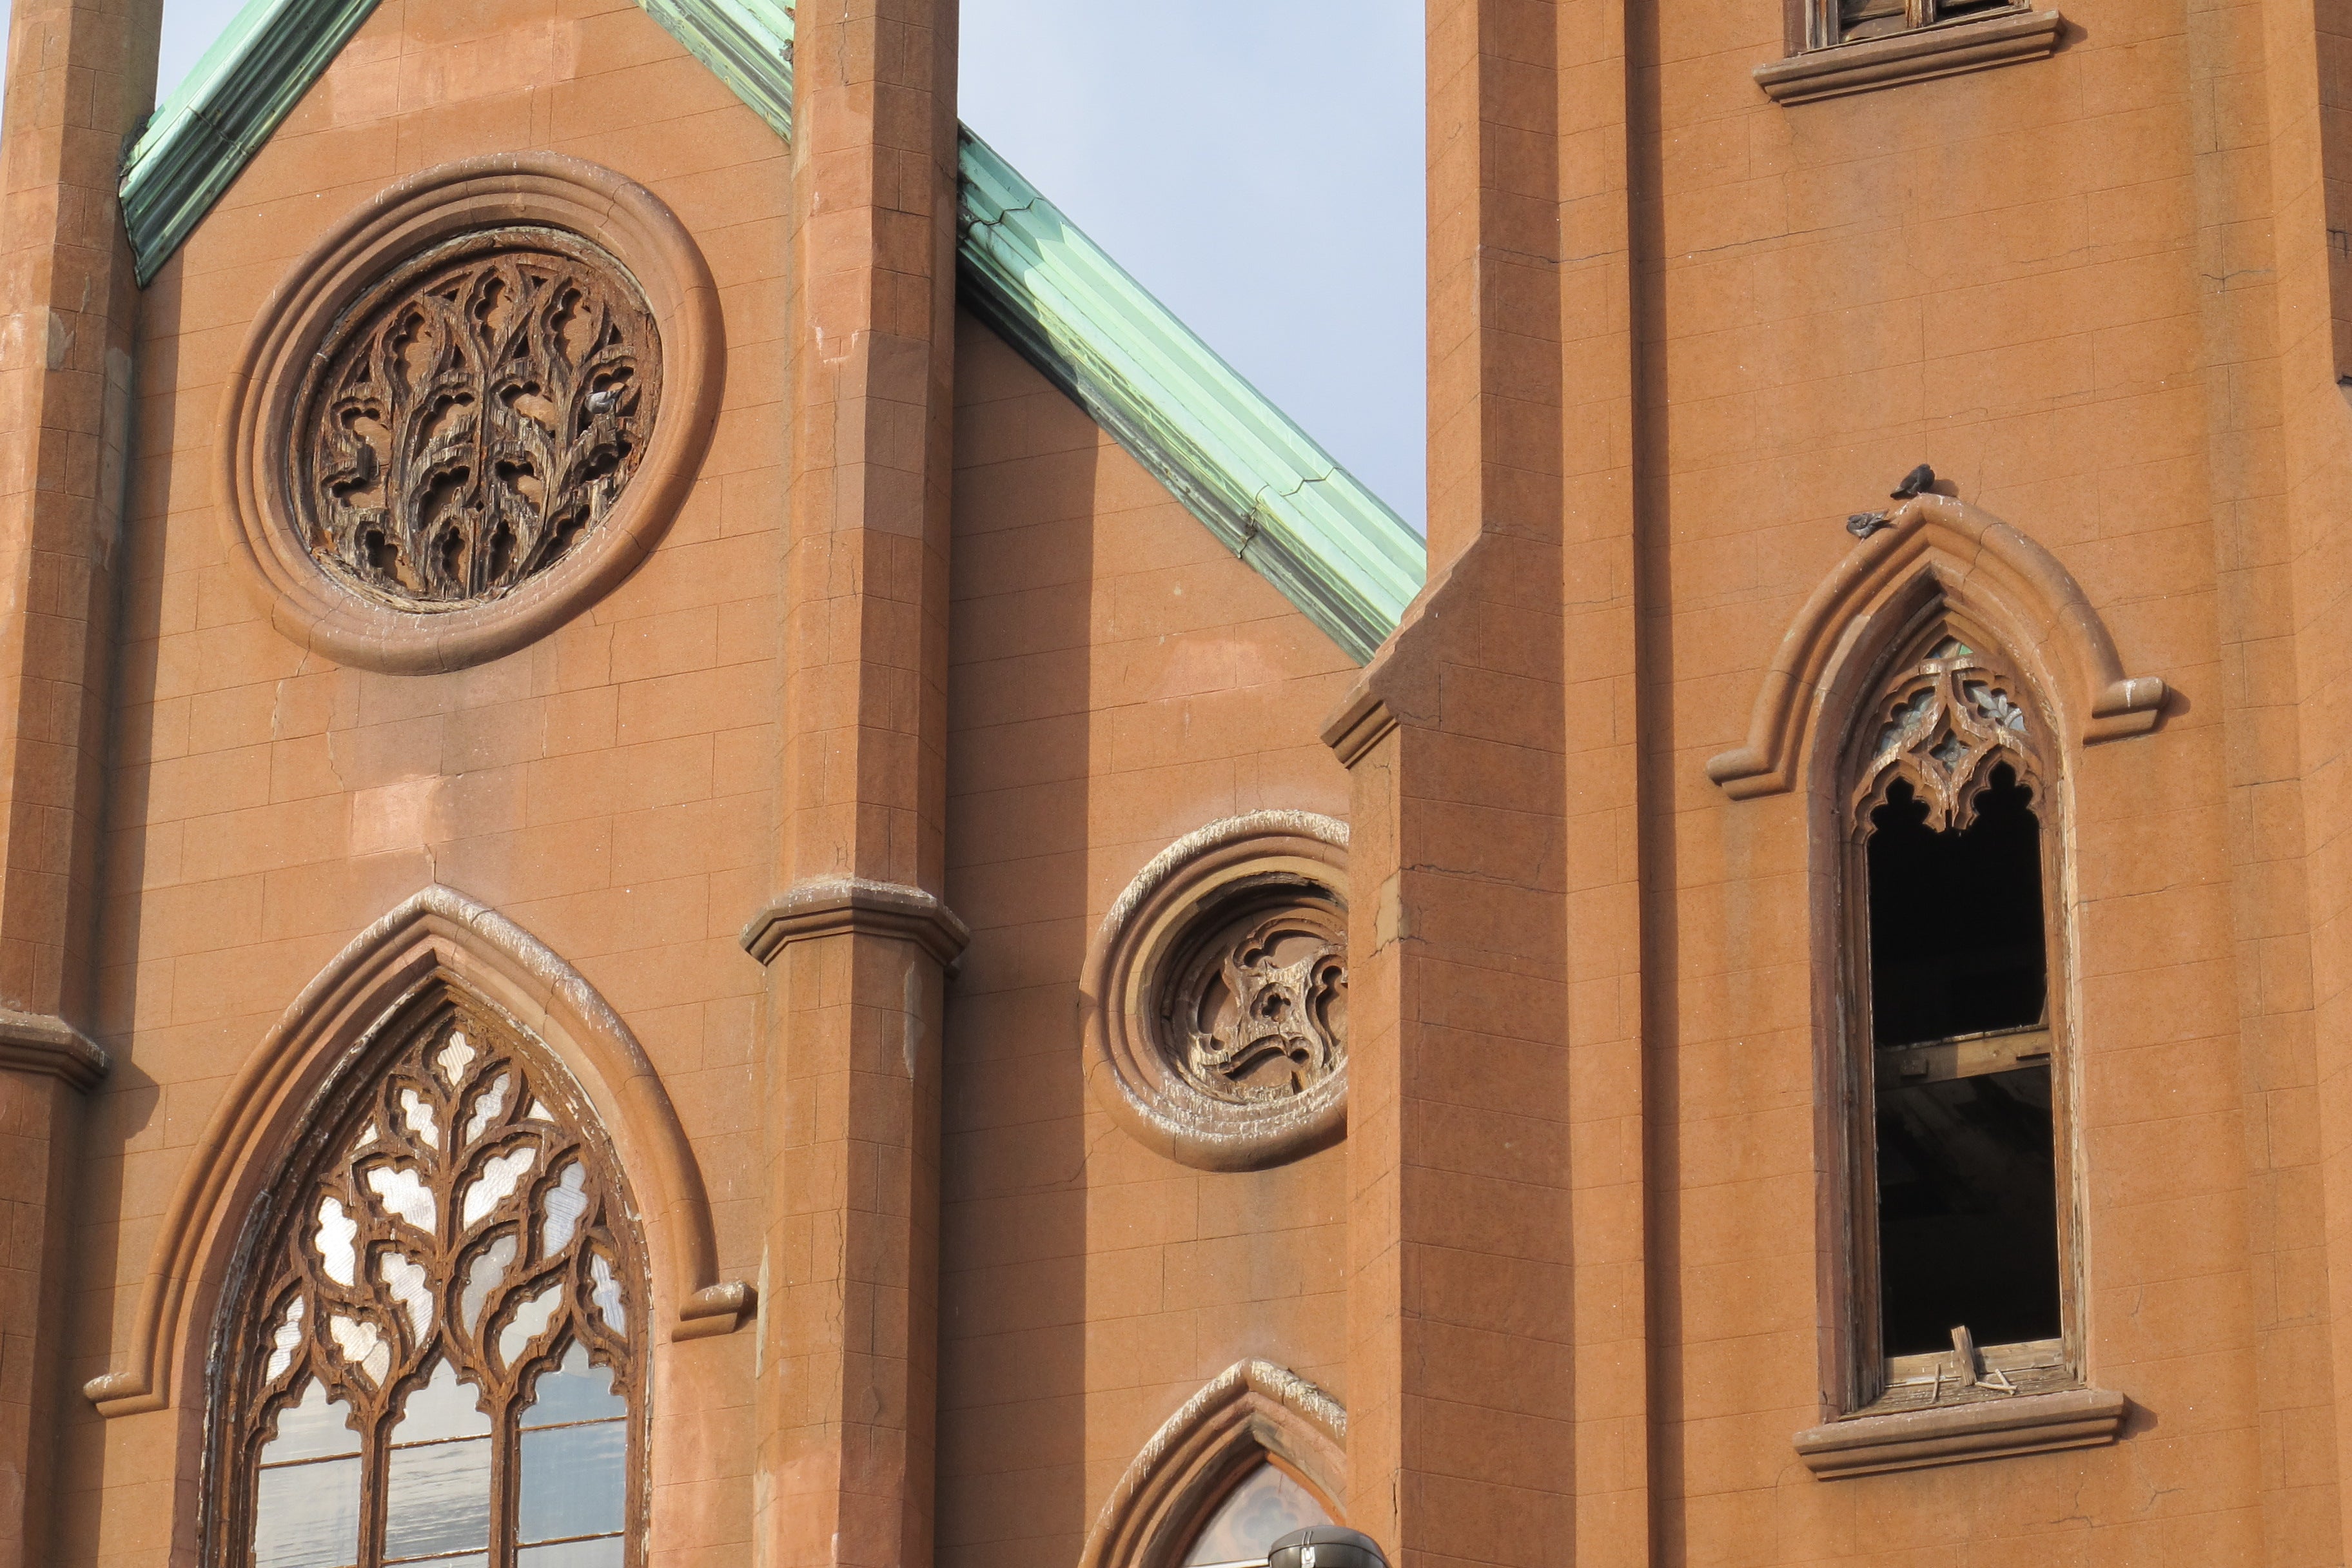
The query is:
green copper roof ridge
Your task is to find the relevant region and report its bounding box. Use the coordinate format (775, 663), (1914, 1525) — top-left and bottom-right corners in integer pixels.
(113, 0), (1425, 662)
(956, 126), (1422, 663)
(119, 0), (382, 284)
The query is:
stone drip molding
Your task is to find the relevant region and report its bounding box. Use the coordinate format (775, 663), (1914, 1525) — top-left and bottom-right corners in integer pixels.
(85, 884), (751, 1418)
(738, 877), (973, 970)
(1083, 812), (1351, 1172)
(0, 1007), (109, 1092)
(1705, 493), (2166, 799)
(1079, 1360), (1348, 1568)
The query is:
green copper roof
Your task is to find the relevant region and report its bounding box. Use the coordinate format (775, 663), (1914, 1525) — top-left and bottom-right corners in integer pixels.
(958, 130), (1420, 662)
(119, 0), (380, 282)
(114, 0), (1424, 662)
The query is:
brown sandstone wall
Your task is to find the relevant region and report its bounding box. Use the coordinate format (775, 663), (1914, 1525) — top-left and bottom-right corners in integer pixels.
(937, 313), (1358, 1568)
(1644, 1), (2279, 1561)
(61, 1), (785, 1560)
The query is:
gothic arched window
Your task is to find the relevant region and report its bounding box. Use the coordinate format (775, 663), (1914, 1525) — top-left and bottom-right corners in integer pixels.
(1177, 1460), (1333, 1568)
(215, 993), (643, 1568)
(1839, 628), (2079, 1414)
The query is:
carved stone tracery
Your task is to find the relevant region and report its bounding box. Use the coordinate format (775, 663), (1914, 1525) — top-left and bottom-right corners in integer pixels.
(1169, 900), (1346, 1105)
(295, 227), (662, 611)
(217, 992), (642, 1564)
(1082, 812), (1351, 1171)
(1851, 634), (2046, 833)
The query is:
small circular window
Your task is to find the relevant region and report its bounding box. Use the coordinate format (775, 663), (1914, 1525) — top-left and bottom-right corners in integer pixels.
(293, 228), (662, 612)
(1081, 812), (1349, 1170)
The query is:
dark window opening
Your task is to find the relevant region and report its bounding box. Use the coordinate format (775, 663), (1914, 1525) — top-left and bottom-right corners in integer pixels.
(1865, 765), (2063, 1359)
(1867, 769), (2046, 1047)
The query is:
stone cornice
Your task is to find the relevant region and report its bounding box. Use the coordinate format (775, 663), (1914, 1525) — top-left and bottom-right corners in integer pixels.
(1319, 686), (1398, 769)
(738, 878), (972, 970)
(0, 1008), (109, 1092)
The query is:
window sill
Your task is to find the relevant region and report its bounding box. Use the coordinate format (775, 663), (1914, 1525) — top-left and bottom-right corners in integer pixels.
(1754, 9), (2065, 104)
(1792, 1387), (2127, 1478)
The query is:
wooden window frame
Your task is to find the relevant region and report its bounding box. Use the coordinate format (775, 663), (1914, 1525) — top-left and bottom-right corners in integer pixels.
(1758, 0), (2064, 104)
(204, 986), (648, 1568)
(1827, 623), (2085, 1420)
(1789, 0), (2030, 54)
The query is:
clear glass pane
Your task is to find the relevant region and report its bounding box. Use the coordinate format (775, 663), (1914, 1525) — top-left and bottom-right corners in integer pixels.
(314, 1197), (358, 1286)
(382, 1251), (433, 1344)
(382, 1435), (493, 1562)
(400, 1086), (442, 1148)
(462, 1145), (538, 1228)
(517, 1540), (624, 1567)
(1182, 1463), (1331, 1567)
(462, 1233), (519, 1332)
(328, 1315), (390, 1386)
(524, 1342), (626, 1427)
(253, 1453), (361, 1568)
(498, 1284), (563, 1368)
(369, 1163), (438, 1233)
(540, 1162), (588, 1255)
(589, 1253), (626, 1336)
(265, 1295), (307, 1382)
(464, 1072), (511, 1145)
(395, 1358), (492, 1442)
(435, 1031), (476, 1084)
(518, 1422), (625, 1544)
(260, 1380), (360, 1462)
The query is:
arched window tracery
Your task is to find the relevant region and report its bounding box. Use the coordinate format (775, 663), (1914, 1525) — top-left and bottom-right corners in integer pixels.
(218, 992), (643, 1568)
(1838, 624), (2080, 1414)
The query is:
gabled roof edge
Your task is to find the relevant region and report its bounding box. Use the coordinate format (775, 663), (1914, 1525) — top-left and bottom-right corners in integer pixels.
(112, 0), (1427, 661)
(119, 0), (382, 284)
(956, 129), (1423, 664)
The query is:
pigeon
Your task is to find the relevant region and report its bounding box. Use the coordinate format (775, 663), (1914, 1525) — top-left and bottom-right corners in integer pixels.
(1890, 463), (1936, 500)
(585, 385), (627, 416)
(1847, 511), (1893, 540)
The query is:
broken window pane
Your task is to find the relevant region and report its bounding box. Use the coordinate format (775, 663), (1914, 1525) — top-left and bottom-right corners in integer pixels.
(1867, 769), (2046, 1046)
(1875, 1064), (2063, 1355)
(1865, 763), (2063, 1362)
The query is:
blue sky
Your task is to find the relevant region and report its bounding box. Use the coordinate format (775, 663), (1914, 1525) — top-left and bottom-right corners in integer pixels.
(0, 0), (1425, 523)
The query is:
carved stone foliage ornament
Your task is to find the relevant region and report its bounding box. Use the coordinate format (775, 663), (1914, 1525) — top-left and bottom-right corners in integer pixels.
(220, 153), (722, 674)
(1082, 812), (1349, 1170)
(1850, 632), (2046, 832)
(299, 230), (661, 610)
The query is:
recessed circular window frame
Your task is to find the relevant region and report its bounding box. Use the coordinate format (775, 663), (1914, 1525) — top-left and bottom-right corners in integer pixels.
(216, 152), (724, 675)
(1081, 812), (1350, 1172)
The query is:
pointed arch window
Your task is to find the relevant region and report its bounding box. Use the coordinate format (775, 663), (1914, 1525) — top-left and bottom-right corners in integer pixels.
(1177, 1460), (1333, 1568)
(216, 994), (644, 1568)
(1839, 629), (2079, 1415)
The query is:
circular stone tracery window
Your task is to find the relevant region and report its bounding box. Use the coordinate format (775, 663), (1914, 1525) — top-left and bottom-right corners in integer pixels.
(295, 228), (661, 611)
(219, 153), (722, 675)
(1081, 812), (1349, 1170)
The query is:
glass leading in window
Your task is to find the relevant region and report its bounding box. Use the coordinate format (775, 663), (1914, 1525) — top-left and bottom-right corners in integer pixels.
(215, 1002), (644, 1567)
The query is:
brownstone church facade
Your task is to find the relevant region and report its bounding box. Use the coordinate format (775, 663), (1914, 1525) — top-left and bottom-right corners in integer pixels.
(2, 0), (2346, 1559)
